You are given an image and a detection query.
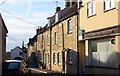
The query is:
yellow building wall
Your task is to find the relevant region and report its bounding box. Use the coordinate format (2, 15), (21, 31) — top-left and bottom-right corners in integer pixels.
(80, 0), (119, 32)
(115, 36), (120, 66)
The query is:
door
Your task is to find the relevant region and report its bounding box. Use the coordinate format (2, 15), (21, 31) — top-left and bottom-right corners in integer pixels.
(62, 51), (65, 73)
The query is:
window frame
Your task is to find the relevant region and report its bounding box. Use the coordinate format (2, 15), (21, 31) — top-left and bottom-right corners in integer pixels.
(47, 53), (50, 64)
(57, 52), (61, 65)
(104, 0), (115, 11)
(68, 19), (72, 34)
(87, 0), (95, 17)
(53, 53), (56, 64)
(55, 32), (58, 44)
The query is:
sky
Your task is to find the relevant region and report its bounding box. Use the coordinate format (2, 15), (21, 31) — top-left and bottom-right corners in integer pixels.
(0, 0), (65, 52)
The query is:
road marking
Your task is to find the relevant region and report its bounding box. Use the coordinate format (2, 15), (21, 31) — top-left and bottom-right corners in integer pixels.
(30, 68), (47, 74)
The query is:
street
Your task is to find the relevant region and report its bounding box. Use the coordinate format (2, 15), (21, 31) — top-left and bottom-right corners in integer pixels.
(30, 68), (47, 76)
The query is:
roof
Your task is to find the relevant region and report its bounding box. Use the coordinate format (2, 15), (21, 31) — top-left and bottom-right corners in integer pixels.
(37, 24), (49, 35)
(37, 3), (78, 35)
(27, 3), (78, 45)
(0, 13), (8, 33)
(51, 3), (78, 27)
(27, 34), (37, 45)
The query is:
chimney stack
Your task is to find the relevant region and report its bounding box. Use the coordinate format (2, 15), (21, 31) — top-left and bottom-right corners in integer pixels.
(56, 6), (61, 12)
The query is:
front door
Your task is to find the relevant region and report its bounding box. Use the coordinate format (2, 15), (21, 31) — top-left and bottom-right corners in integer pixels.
(62, 51), (65, 73)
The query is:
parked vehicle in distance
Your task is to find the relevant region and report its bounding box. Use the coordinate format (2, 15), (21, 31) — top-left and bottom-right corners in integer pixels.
(2, 60), (31, 76)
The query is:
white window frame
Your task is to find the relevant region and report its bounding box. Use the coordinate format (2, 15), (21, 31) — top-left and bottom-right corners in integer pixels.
(68, 19), (72, 33)
(104, 0), (115, 11)
(48, 53), (50, 64)
(57, 52), (61, 65)
(55, 32), (58, 44)
(87, 0), (95, 17)
(53, 53), (56, 64)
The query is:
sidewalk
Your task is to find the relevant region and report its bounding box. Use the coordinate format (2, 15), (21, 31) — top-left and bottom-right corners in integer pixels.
(30, 68), (61, 74)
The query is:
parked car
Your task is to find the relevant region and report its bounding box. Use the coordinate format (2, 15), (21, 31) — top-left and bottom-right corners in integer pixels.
(14, 57), (28, 65)
(2, 60), (31, 76)
(14, 57), (23, 60)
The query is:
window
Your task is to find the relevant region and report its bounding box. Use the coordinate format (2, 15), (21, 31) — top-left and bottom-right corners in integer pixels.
(87, 0), (95, 16)
(104, 0), (115, 11)
(47, 35), (49, 44)
(55, 32), (58, 44)
(68, 50), (73, 64)
(38, 52), (42, 61)
(90, 39), (116, 68)
(57, 53), (61, 64)
(68, 19), (72, 33)
(42, 34), (44, 42)
(48, 53), (50, 64)
(19, 52), (22, 55)
(53, 53), (56, 64)
(8, 62), (20, 69)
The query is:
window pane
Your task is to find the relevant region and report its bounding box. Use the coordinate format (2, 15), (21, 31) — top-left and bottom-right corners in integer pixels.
(111, 0), (115, 8)
(93, 2), (95, 14)
(68, 50), (73, 64)
(87, 1), (95, 16)
(53, 53), (56, 64)
(8, 62), (20, 69)
(68, 19), (72, 33)
(48, 53), (50, 64)
(57, 53), (61, 64)
(55, 32), (58, 44)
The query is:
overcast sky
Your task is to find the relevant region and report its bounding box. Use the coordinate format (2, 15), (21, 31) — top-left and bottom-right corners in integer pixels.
(0, 0), (64, 52)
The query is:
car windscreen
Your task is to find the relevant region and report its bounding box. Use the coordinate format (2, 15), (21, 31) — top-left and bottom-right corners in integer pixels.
(8, 62), (20, 69)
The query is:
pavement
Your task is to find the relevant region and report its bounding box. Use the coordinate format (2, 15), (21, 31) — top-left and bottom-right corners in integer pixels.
(30, 68), (61, 74)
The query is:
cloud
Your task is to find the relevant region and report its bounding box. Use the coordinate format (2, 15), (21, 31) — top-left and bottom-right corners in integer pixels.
(4, 18), (38, 52)
(32, 12), (53, 19)
(6, 32), (35, 52)
(6, 0), (65, 3)
(6, 0), (17, 4)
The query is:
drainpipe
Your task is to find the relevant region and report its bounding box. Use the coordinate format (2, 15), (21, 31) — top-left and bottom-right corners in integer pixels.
(62, 23), (65, 73)
(50, 27), (52, 70)
(77, 1), (83, 74)
(36, 35), (38, 67)
(76, 10), (79, 75)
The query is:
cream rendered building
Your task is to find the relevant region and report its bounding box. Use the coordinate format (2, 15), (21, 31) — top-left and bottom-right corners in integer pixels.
(79, 0), (120, 74)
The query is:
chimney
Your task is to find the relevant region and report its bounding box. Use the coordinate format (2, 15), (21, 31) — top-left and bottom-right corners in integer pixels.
(36, 26), (42, 34)
(22, 41), (24, 48)
(65, 0), (70, 7)
(29, 38), (32, 42)
(56, 6), (61, 12)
